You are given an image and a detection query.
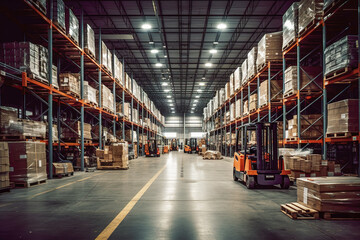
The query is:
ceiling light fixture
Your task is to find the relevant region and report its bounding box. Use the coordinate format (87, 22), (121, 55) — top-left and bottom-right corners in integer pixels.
(170, 104), (174, 106)
(195, 95), (200, 98)
(167, 99), (172, 102)
(149, 41), (154, 44)
(171, 108), (174, 110)
(199, 82), (205, 86)
(172, 111), (175, 113)
(193, 104), (197, 106)
(217, 23), (227, 30)
(202, 77), (206, 80)
(191, 108), (195, 110)
(151, 49), (159, 54)
(194, 100), (198, 102)
(164, 89), (170, 92)
(155, 63), (163, 67)
(209, 49), (217, 54)
(164, 55), (167, 58)
(166, 95), (171, 98)
(162, 82), (168, 86)
(197, 89), (202, 92)
(142, 23), (152, 30)
(205, 62), (212, 67)
(191, 111), (194, 113)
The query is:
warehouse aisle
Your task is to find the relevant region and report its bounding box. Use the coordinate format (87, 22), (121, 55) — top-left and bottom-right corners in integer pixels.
(0, 152), (359, 240)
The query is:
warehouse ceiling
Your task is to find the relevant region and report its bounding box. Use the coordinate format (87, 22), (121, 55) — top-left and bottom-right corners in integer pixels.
(66, 0), (295, 116)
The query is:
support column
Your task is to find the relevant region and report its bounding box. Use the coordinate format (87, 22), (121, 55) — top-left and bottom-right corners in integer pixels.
(268, 63), (271, 122)
(131, 73), (134, 153)
(122, 58), (125, 141)
(48, 0), (54, 179)
(322, 23), (327, 160)
(283, 57), (287, 145)
(98, 29), (102, 149)
(358, 0), (360, 176)
(297, 43), (301, 149)
(183, 113), (186, 145)
(112, 50), (116, 138)
(80, 10), (84, 171)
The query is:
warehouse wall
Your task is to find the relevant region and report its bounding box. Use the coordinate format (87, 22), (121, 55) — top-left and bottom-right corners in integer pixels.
(164, 114), (203, 146)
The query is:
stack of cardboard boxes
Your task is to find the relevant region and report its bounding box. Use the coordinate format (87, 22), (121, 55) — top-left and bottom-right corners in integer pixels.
(286, 114), (323, 140)
(96, 141), (129, 169)
(0, 142), (10, 190)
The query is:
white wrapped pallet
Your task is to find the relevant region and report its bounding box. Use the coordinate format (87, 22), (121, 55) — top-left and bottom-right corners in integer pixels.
(247, 46), (258, 80)
(241, 59), (248, 86)
(234, 67), (241, 91)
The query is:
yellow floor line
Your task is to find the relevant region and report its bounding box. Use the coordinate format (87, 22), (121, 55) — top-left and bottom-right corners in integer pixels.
(28, 172), (107, 199)
(0, 203), (13, 208)
(95, 164), (167, 240)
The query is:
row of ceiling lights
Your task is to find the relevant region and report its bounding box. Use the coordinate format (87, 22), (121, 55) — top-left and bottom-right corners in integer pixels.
(141, 22), (227, 114)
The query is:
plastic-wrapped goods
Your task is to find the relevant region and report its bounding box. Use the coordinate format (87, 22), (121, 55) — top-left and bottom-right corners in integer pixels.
(203, 107), (207, 120)
(0, 106), (46, 138)
(59, 73), (80, 97)
(284, 66), (322, 97)
(29, 0), (47, 14)
(247, 47), (258, 80)
(256, 32), (282, 70)
(101, 41), (108, 70)
(258, 79), (283, 107)
(61, 121), (92, 139)
(0, 142), (10, 189)
(113, 55), (121, 83)
(52, 65), (59, 89)
(98, 84), (114, 112)
(230, 103), (235, 121)
(38, 44), (48, 80)
(53, 0), (66, 31)
(214, 91), (219, 110)
(243, 100), (249, 116)
(46, 124), (59, 142)
(84, 81), (98, 105)
(287, 114), (322, 139)
(297, 177), (360, 212)
(282, 2), (299, 50)
(298, 0), (324, 35)
(65, 8), (79, 44)
(225, 82), (230, 100)
(220, 88), (225, 105)
(234, 67), (241, 91)
(132, 109), (139, 123)
(249, 93), (257, 112)
(327, 99), (359, 134)
(323, 0), (335, 10)
(118, 59), (124, 85)
(324, 35), (358, 77)
(84, 24), (96, 58)
(107, 48), (113, 74)
(2, 42), (41, 80)
(235, 99), (241, 119)
(241, 59), (248, 85)
(8, 141), (47, 184)
(229, 73), (234, 96)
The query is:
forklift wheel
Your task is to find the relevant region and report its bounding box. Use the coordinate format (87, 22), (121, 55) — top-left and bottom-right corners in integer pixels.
(233, 168), (238, 181)
(157, 154), (160, 157)
(246, 176), (255, 189)
(281, 176), (290, 189)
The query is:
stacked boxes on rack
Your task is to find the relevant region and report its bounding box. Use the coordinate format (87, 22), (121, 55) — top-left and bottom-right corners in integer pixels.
(230, 103), (235, 121)
(298, 0), (324, 35)
(287, 114), (323, 139)
(96, 141), (129, 169)
(0, 142), (10, 189)
(98, 84), (114, 112)
(83, 81), (98, 105)
(324, 35), (358, 77)
(284, 66), (322, 97)
(46, 124), (59, 142)
(8, 141), (47, 185)
(236, 99), (241, 119)
(53, 0), (66, 31)
(243, 100), (249, 116)
(59, 73), (80, 98)
(327, 99), (359, 135)
(229, 74), (234, 97)
(249, 93), (257, 112)
(61, 121), (92, 140)
(65, 8), (79, 44)
(225, 82), (230, 100)
(258, 79), (283, 107)
(256, 31), (282, 70)
(247, 47), (258, 79)
(234, 67), (241, 91)
(0, 106), (46, 138)
(241, 59), (248, 85)
(282, 2), (299, 50)
(84, 24), (96, 58)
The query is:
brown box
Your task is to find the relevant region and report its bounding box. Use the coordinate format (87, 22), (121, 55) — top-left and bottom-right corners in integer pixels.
(96, 149), (104, 159)
(327, 99), (359, 134)
(327, 161), (335, 173)
(256, 31), (282, 69)
(284, 66), (322, 96)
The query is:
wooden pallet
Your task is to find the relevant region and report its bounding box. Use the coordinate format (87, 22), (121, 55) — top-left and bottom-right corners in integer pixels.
(101, 65), (112, 75)
(286, 137), (298, 142)
(282, 38), (297, 52)
(53, 21), (66, 34)
(249, 108), (257, 113)
(298, 19), (320, 38)
(53, 172), (74, 178)
(0, 186), (11, 193)
(324, 67), (351, 82)
(60, 90), (80, 99)
(326, 132), (358, 139)
(257, 62), (267, 72)
(0, 134), (43, 141)
(29, 0), (46, 15)
(27, 73), (49, 85)
(84, 99), (98, 108)
(281, 202), (319, 220)
(103, 107), (114, 114)
(322, 212), (360, 220)
(67, 34), (79, 46)
(13, 179), (47, 188)
(84, 48), (96, 61)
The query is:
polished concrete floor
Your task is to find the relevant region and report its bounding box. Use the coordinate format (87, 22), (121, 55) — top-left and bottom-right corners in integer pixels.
(0, 151), (359, 240)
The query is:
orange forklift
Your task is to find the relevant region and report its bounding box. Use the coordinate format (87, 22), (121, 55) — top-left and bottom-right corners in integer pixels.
(170, 139), (178, 151)
(184, 138), (198, 154)
(145, 138), (160, 157)
(233, 122), (290, 189)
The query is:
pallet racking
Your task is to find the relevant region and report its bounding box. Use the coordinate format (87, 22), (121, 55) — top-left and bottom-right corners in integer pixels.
(0, 0), (165, 178)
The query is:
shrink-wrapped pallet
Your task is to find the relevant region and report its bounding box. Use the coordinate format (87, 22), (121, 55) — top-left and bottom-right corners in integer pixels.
(230, 103), (235, 121)
(53, 0), (66, 31)
(101, 41), (109, 70)
(38, 45), (48, 80)
(214, 92), (219, 110)
(107, 48), (113, 74)
(59, 73), (80, 97)
(243, 100), (249, 116)
(8, 141), (47, 184)
(229, 73), (234, 96)
(225, 82), (230, 100)
(29, 0), (47, 14)
(234, 67), (241, 91)
(84, 81), (98, 105)
(324, 35), (358, 77)
(241, 59), (248, 85)
(249, 93), (257, 112)
(98, 84), (114, 112)
(46, 124), (59, 142)
(256, 32), (282, 70)
(84, 24), (96, 58)
(65, 8), (79, 44)
(220, 88), (225, 105)
(52, 65), (59, 89)
(247, 47), (258, 79)
(282, 2), (299, 50)
(284, 66), (322, 97)
(235, 99), (241, 119)
(327, 99), (359, 135)
(298, 0), (324, 35)
(258, 79), (283, 107)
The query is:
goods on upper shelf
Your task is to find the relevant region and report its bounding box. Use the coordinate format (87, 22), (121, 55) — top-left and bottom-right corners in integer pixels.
(286, 114), (323, 139)
(327, 99), (359, 135)
(284, 66), (322, 97)
(257, 31), (282, 70)
(59, 73), (80, 98)
(282, 2), (299, 50)
(298, 0), (324, 35)
(65, 8), (79, 44)
(247, 46), (258, 80)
